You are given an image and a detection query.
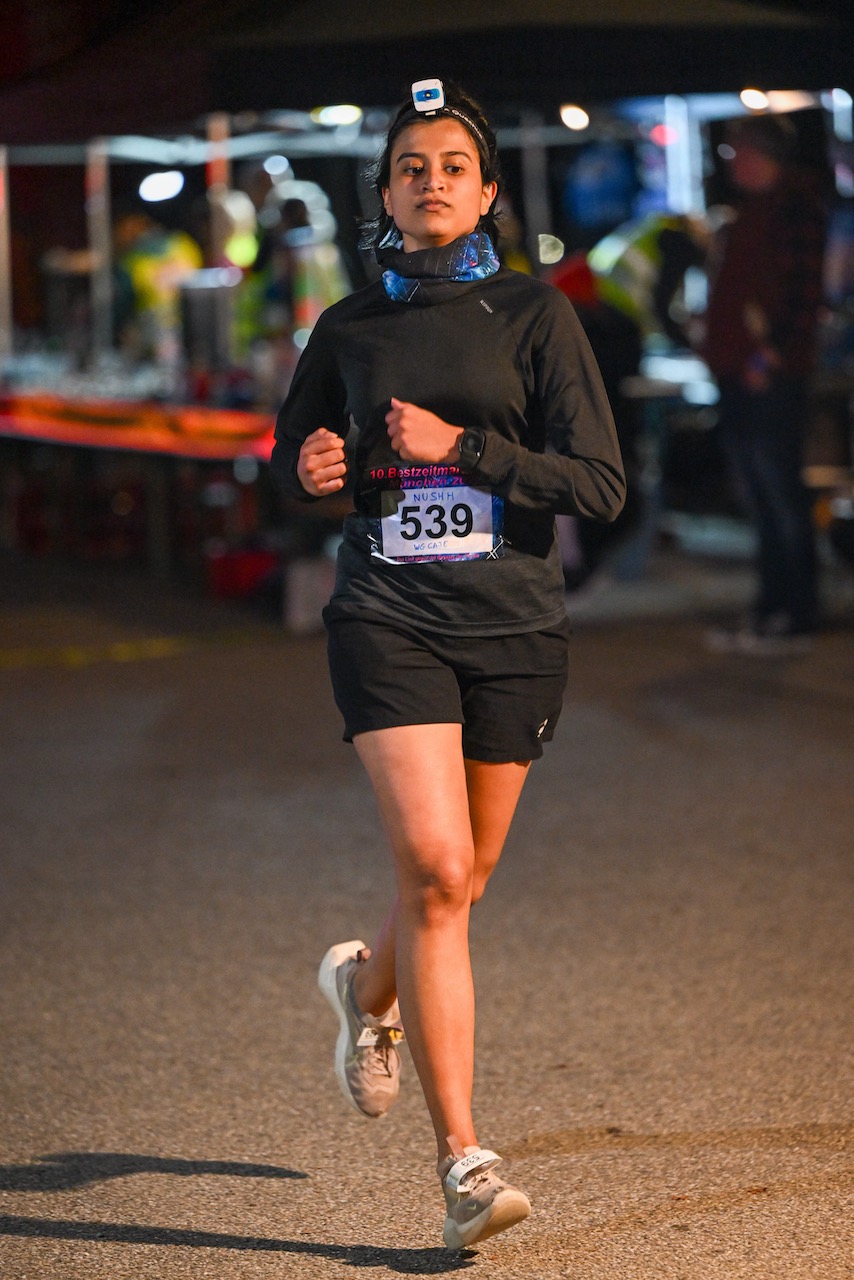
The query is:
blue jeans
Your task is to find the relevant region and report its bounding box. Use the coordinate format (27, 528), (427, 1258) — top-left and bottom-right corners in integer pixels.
(717, 375), (819, 630)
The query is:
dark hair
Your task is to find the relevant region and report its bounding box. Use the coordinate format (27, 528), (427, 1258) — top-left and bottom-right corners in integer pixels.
(361, 81), (502, 250)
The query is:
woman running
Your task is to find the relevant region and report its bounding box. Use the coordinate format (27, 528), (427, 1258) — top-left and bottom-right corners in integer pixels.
(270, 78), (625, 1251)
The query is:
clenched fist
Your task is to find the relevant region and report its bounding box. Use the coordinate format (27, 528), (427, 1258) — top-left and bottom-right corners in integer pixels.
(385, 397), (464, 464)
(297, 428), (348, 497)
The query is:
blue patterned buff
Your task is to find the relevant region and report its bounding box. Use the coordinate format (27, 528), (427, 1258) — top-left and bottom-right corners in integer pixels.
(379, 230), (500, 304)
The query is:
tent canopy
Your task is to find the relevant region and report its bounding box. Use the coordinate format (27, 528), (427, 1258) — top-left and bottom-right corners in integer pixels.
(0, 0), (852, 144)
(223, 0), (820, 45)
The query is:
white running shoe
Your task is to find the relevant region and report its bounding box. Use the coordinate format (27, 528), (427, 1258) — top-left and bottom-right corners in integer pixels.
(318, 940), (404, 1119)
(440, 1144), (531, 1250)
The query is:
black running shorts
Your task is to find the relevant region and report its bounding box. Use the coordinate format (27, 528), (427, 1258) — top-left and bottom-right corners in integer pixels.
(325, 613), (571, 763)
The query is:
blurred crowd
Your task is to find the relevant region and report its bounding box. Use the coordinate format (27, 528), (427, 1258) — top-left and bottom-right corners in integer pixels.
(542, 112), (849, 646)
(4, 106), (853, 626)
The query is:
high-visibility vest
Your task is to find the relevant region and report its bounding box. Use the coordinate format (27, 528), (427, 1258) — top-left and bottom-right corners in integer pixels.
(588, 214), (689, 333)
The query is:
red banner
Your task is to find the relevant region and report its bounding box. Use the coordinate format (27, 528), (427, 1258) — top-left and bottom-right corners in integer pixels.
(0, 392), (276, 460)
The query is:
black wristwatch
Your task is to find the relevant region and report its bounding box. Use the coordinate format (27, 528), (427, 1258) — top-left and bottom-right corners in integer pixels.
(457, 427), (486, 473)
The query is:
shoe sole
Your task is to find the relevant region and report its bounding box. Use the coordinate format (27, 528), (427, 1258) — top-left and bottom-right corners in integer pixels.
(443, 1187), (531, 1250)
(318, 939), (371, 1118)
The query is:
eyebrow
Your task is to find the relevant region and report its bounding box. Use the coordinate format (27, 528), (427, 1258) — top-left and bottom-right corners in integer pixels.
(393, 150), (473, 164)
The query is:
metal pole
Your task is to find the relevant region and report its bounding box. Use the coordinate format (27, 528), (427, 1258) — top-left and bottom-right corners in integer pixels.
(206, 112), (232, 266)
(664, 95), (705, 214)
(0, 147), (13, 363)
(86, 138), (113, 361)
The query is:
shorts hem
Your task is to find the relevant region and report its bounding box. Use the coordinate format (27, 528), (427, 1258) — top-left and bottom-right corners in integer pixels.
(463, 745), (542, 763)
(343, 714), (463, 745)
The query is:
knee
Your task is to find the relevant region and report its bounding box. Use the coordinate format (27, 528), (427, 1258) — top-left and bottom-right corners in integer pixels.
(470, 848), (502, 905)
(470, 872), (488, 905)
(398, 851), (473, 925)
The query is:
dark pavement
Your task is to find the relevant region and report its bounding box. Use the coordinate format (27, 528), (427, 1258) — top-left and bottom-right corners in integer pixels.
(1, 540), (852, 1279)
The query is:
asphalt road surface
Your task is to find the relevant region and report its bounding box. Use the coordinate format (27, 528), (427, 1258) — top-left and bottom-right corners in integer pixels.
(1, 546), (852, 1279)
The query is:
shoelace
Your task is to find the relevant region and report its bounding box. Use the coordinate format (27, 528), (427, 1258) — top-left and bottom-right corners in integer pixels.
(359, 1024), (403, 1077)
(448, 1164), (500, 1202)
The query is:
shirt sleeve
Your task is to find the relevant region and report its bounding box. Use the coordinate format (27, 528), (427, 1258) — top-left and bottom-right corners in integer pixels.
(269, 316), (350, 502)
(473, 289), (627, 522)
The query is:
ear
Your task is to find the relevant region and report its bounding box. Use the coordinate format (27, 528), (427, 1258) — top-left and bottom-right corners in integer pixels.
(480, 181), (498, 216)
(382, 187), (393, 217)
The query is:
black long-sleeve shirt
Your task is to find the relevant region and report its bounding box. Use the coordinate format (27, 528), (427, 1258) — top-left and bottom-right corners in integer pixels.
(271, 266), (625, 636)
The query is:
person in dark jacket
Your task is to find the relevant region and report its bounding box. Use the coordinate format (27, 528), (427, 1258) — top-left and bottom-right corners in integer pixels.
(270, 80), (624, 1251)
(703, 113), (827, 651)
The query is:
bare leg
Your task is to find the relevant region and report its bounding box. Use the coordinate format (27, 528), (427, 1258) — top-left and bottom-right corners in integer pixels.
(465, 756), (530, 903)
(351, 724), (531, 1162)
(354, 754), (531, 1015)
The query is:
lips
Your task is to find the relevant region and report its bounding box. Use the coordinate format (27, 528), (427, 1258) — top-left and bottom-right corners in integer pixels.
(417, 200), (449, 211)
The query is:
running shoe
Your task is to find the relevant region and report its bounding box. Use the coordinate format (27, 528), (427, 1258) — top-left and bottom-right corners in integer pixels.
(317, 940), (404, 1119)
(440, 1144), (531, 1250)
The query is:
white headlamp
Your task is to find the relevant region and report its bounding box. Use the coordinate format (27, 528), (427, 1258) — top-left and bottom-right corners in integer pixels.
(411, 78), (445, 114)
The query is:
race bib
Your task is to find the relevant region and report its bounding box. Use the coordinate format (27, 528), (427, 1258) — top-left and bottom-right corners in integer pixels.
(370, 465), (503, 564)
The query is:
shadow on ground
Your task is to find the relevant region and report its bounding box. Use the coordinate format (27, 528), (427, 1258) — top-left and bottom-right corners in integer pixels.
(0, 1214), (475, 1273)
(0, 1152), (307, 1192)
(0, 1153), (476, 1272)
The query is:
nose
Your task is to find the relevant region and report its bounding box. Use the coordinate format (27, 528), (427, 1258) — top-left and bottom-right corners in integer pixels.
(420, 164), (444, 190)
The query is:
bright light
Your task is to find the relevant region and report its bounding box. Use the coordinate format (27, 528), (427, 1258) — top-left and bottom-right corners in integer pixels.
(311, 104), (363, 127)
(717, 143), (736, 161)
(559, 104), (590, 131)
(831, 87), (853, 142)
(650, 124), (678, 147)
(765, 90), (815, 113)
(138, 170), (185, 202)
(740, 88), (769, 112)
(663, 94), (701, 215)
(263, 154), (290, 176)
(187, 267), (243, 288)
(538, 234), (565, 265)
(224, 232), (259, 269)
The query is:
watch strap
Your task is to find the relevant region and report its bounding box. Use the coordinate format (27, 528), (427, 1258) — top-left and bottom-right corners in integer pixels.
(458, 427), (486, 472)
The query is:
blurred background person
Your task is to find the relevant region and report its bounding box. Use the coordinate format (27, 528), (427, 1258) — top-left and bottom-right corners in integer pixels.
(702, 113), (828, 652)
(236, 173), (352, 407)
(550, 211), (709, 590)
(113, 209), (203, 366)
(588, 211), (708, 351)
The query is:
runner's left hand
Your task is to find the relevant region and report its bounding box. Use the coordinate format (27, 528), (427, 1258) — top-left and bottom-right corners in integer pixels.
(386, 397), (464, 463)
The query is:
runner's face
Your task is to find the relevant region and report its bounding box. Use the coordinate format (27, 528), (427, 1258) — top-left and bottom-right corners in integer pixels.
(728, 143), (781, 194)
(382, 118), (497, 252)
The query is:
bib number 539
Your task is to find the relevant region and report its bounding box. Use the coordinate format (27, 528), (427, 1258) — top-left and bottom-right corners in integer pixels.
(380, 484), (497, 561)
(399, 501), (474, 542)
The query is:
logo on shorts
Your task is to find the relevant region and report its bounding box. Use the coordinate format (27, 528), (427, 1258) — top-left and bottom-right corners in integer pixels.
(536, 718), (549, 738)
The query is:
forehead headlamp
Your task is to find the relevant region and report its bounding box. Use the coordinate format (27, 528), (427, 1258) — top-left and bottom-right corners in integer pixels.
(408, 78), (489, 151)
(411, 78), (445, 113)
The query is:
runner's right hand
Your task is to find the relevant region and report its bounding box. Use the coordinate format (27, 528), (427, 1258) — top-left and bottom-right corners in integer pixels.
(297, 428), (348, 497)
